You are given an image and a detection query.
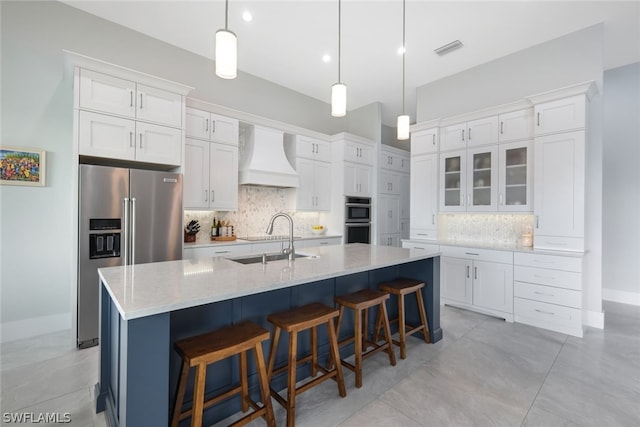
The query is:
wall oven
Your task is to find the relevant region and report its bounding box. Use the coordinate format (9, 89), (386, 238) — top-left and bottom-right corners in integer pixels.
(345, 196), (371, 243)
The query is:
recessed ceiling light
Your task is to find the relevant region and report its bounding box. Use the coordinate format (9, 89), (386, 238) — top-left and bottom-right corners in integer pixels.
(242, 11), (253, 22)
(322, 54), (331, 63)
(397, 46), (406, 55)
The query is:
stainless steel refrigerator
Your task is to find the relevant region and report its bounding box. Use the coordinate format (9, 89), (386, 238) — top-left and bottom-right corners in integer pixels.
(77, 164), (183, 348)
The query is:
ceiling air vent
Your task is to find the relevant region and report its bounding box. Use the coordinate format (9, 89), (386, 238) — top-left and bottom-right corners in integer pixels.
(434, 40), (463, 56)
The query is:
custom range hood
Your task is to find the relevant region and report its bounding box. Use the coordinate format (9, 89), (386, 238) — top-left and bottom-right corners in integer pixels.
(239, 125), (299, 188)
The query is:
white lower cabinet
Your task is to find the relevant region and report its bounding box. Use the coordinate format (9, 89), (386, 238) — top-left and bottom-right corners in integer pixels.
(513, 252), (583, 337)
(297, 237), (342, 248)
(183, 243), (253, 259)
(440, 246), (514, 320)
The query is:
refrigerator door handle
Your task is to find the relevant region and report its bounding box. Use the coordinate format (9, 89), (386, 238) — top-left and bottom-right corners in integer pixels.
(122, 198), (129, 266)
(131, 197), (136, 265)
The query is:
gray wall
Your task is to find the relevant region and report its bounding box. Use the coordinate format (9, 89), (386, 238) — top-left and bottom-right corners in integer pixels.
(603, 63), (640, 297)
(381, 124), (410, 151)
(415, 24), (606, 319)
(0, 1), (363, 336)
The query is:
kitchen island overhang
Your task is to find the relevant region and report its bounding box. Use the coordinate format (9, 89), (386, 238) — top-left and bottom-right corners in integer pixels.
(96, 243), (441, 427)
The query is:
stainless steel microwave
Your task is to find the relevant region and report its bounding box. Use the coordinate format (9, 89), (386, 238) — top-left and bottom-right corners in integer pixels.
(345, 196), (371, 222)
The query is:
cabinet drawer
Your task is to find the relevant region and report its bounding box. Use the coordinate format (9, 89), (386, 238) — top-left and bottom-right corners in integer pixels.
(514, 282), (581, 309)
(514, 266), (581, 291)
(409, 228), (437, 241)
(514, 252), (582, 272)
(439, 246), (513, 264)
(533, 236), (584, 253)
(402, 241), (439, 252)
(514, 297), (581, 330)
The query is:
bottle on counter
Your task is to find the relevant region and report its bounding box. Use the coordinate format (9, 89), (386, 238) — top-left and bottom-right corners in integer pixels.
(211, 218), (217, 238)
(216, 219), (221, 237)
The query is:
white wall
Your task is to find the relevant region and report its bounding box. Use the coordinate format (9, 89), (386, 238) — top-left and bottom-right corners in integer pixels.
(0, 1), (362, 341)
(602, 62), (640, 305)
(415, 24), (605, 324)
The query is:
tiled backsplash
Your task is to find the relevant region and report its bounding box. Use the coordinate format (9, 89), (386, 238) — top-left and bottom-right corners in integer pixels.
(184, 186), (322, 244)
(438, 213), (534, 245)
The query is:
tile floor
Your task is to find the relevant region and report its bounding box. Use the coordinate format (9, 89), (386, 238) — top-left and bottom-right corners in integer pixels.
(1, 301), (638, 426)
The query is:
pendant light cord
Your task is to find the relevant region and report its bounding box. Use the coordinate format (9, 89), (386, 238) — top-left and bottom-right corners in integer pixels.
(402, 0), (406, 115)
(338, 0), (342, 83)
(225, 0), (229, 30)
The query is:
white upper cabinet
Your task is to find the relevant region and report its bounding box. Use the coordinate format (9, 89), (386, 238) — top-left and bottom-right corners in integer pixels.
(79, 69), (182, 128)
(185, 108), (239, 146)
(344, 163), (372, 197)
(439, 150), (467, 212)
(466, 146), (498, 211)
(410, 153), (438, 240)
(534, 95), (586, 136)
(78, 111), (136, 161)
(295, 158), (331, 211)
(441, 116), (499, 151)
(498, 140), (533, 212)
(184, 138), (238, 210)
(533, 130), (585, 251)
(498, 108), (534, 143)
(379, 150), (409, 173)
(344, 140), (374, 165)
(295, 136), (331, 163)
(411, 128), (439, 155)
(135, 121), (182, 165)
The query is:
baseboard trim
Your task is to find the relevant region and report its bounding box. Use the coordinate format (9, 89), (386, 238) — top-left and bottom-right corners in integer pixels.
(602, 288), (640, 307)
(0, 312), (72, 343)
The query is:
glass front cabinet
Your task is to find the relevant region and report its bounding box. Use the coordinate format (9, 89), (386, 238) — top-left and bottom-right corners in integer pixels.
(440, 150), (466, 211)
(498, 140), (533, 212)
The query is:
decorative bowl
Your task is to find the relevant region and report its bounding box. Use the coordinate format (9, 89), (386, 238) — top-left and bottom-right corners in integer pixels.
(311, 227), (326, 235)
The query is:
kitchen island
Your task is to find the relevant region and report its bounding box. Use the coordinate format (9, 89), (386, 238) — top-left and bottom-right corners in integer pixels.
(95, 243), (441, 427)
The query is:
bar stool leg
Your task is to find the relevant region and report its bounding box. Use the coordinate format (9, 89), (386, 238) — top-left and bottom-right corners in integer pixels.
(326, 319), (347, 397)
(397, 293), (407, 359)
(240, 351), (249, 412)
(311, 326), (318, 377)
(286, 331), (298, 427)
(362, 308), (369, 352)
(171, 359), (190, 427)
(254, 342), (276, 426)
(354, 307), (363, 388)
(416, 290), (431, 343)
(327, 306), (345, 370)
(267, 327), (281, 379)
(379, 302), (397, 366)
(191, 363), (207, 427)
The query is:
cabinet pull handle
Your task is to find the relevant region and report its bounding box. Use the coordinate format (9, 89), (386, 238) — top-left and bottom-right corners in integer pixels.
(414, 246), (425, 250)
(465, 252), (480, 256)
(466, 265), (470, 278)
(537, 112), (540, 126)
(535, 309), (554, 316)
(139, 93), (143, 109)
(534, 291), (555, 297)
(215, 250), (230, 254)
(500, 193), (504, 205)
(500, 121), (504, 134)
(211, 190), (214, 202)
(461, 195), (465, 206)
(129, 131), (134, 147)
(205, 118), (209, 132)
(461, 129), (465, 141)
(212, 120), (216, 133)
(417, 233), (428, 236)
(130, 90), (133, 107)
(432, 214), (435, 225)
(319, 242), (328, 245)
(533, 274), (555, 280)
(432, 134), (436, 145)
(474, 266), (478, 279)
(139, 133), (143, 148)
(204, 189), (208, 202)
(468, 128), (472, 140)
(535, 215), (539, 228)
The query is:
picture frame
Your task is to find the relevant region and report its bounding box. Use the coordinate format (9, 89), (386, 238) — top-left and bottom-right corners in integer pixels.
(0, 146), (46, 187)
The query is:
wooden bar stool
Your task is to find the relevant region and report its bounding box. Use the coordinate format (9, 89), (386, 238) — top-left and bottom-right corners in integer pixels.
(171, 321), (275, 427)
(333, 289), (396, 388)
(267, 302), (346, 427)
(376, 278), (430, 359)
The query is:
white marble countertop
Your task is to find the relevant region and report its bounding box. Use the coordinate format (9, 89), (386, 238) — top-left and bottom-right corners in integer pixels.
(98, 243), (439, 321)
(183, 234), (343, 249)
(401, 238), (584, 257)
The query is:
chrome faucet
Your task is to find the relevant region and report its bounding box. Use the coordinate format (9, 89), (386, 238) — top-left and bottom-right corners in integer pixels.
(266, 212), (295, 261)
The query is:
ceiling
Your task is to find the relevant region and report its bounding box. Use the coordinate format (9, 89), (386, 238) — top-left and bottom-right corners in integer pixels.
(62, 1), (640, 126)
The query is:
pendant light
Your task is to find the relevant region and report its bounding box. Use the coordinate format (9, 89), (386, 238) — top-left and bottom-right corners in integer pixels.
(397, 0), (410, 140)
(215, 0), (237, 79)
(331, 0), (347, 117)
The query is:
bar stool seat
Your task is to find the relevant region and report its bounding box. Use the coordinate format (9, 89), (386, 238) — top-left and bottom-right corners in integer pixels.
(333, 289), (396, 388)
(376, 278), (430, 359)
(267, 302), (346, 427)
(171, 321), (275, 427)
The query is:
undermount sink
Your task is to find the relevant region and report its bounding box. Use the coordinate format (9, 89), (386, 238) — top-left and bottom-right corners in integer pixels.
(228, 252), (312, 265)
